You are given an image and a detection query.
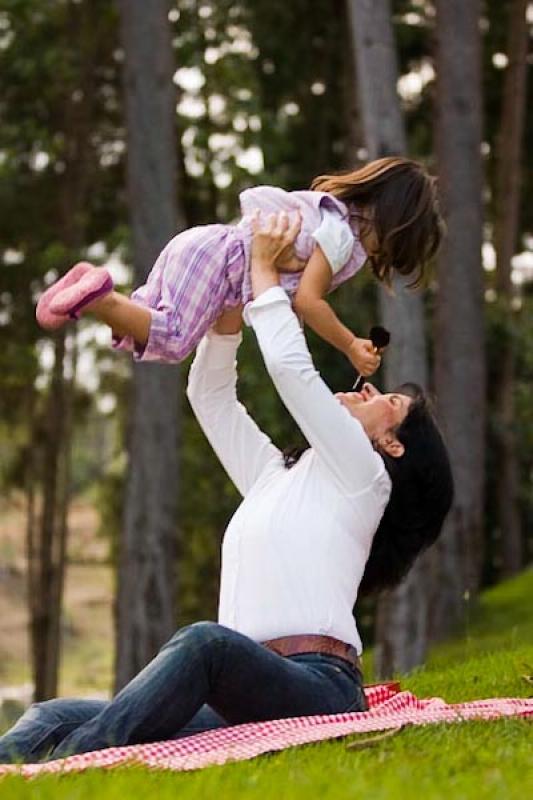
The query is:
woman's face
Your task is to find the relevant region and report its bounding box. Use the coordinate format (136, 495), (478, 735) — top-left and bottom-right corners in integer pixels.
(335, 383), (411, 456)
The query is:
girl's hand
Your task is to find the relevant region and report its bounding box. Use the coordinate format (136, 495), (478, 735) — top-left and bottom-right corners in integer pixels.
(347, 337), (382, 376)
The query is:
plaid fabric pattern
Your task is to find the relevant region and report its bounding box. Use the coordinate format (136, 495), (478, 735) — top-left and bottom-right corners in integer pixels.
(238, 187), (367, 304)
(112, 224), (245, 363)
(113, 187), (368, 364)
(1, 684), (531, 778)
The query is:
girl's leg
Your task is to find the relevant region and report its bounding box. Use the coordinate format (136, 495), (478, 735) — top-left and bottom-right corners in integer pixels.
(77, 226), (236, 362)
(48, 621), (365, 760)
(82, 292), (152, 346)
(0, 698), (107, 764)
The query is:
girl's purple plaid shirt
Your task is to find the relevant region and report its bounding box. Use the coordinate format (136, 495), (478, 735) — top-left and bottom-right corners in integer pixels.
(113, 186), (368, 363)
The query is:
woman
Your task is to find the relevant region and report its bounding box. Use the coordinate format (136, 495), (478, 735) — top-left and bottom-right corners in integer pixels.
(0, 213), (453, 764)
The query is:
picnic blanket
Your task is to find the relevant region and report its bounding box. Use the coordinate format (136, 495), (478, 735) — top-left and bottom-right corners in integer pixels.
(1, 683), (531, 778)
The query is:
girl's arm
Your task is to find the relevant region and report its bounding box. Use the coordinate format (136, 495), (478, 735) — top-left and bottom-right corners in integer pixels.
(293, 246), (380, 376)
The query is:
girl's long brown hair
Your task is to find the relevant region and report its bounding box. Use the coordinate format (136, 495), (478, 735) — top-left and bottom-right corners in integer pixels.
(311, 157), (444, 287)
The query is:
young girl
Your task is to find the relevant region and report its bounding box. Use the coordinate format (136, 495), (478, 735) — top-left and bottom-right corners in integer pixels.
(36, 157), (442, 376)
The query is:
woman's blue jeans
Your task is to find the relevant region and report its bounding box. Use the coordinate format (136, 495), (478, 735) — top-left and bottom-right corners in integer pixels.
(0, 622), (366, 763)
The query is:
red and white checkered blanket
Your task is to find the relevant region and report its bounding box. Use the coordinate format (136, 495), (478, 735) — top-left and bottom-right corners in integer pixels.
(1, 684), (531, 778)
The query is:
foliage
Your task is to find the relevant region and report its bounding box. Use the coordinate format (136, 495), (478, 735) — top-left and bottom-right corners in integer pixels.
(0, 0), (125, 486)
(484, 296), (533, 580)
(0, 0), (532, 635)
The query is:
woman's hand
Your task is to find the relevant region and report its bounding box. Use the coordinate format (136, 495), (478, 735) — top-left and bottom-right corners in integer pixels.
(347, 337), (382, 376)
(250, 210), (302, 298)
(250, 210), (302, 270)
(275, 246), (306, 273)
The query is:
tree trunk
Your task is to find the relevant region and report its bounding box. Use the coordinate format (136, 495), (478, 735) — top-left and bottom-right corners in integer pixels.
(347, 0), (433, 677)
(29, 0), (109, 701)
(32, 331), (68, 700)
(47, 334), (77, 692)
(24, 386), (40, 693)
(493, 0), (528, 577)
(27, 332), (76, 702)
(115, 0), (185, 691)
(433, 0), (485, 635)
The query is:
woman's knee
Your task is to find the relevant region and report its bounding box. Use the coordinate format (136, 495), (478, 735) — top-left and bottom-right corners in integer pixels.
(162, 621), (230, 652)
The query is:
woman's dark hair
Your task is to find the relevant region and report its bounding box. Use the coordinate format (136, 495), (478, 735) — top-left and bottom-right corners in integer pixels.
(283, 383), (454, 596)
(358, 383), (453, 595)
(311, 157), (444, 288)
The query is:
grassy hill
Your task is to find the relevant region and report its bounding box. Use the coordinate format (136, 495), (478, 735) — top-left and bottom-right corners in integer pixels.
(1, 568), (532, 799)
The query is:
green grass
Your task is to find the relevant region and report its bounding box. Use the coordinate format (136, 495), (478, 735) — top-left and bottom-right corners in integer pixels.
(1, 570), (532, 799)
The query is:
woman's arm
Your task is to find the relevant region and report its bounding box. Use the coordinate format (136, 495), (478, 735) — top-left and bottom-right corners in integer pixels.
(293, 246), (380, 377)
(246, 215), (384, 495)
(186, 307), (282, 497)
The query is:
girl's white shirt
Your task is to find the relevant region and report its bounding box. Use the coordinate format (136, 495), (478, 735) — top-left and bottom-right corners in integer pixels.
(186, 287), (391, 654)
(312, 209), (355, 274)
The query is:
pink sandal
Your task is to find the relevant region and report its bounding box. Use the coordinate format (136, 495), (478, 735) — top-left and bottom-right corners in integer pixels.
(49, 265), (113, 320)
(36, 262), (93, 330)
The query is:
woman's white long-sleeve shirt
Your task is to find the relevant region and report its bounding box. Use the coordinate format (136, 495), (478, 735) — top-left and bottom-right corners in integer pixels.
(186, 287), (391, 654)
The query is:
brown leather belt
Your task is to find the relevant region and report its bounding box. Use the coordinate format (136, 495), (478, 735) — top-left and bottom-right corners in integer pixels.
(262, 634), (362, 673)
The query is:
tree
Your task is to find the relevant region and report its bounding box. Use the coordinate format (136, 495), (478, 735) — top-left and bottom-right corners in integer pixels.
(0, 0), (122, 700)
(433, 0), (485, 633)
(114, 0), (185, 690)
(31, 1), (104, 700)
(347, 0), (433, 676)
(493, 0), (529, 577)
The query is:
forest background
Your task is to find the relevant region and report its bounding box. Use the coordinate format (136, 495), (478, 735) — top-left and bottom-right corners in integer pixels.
(0, 0), (532, 704)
